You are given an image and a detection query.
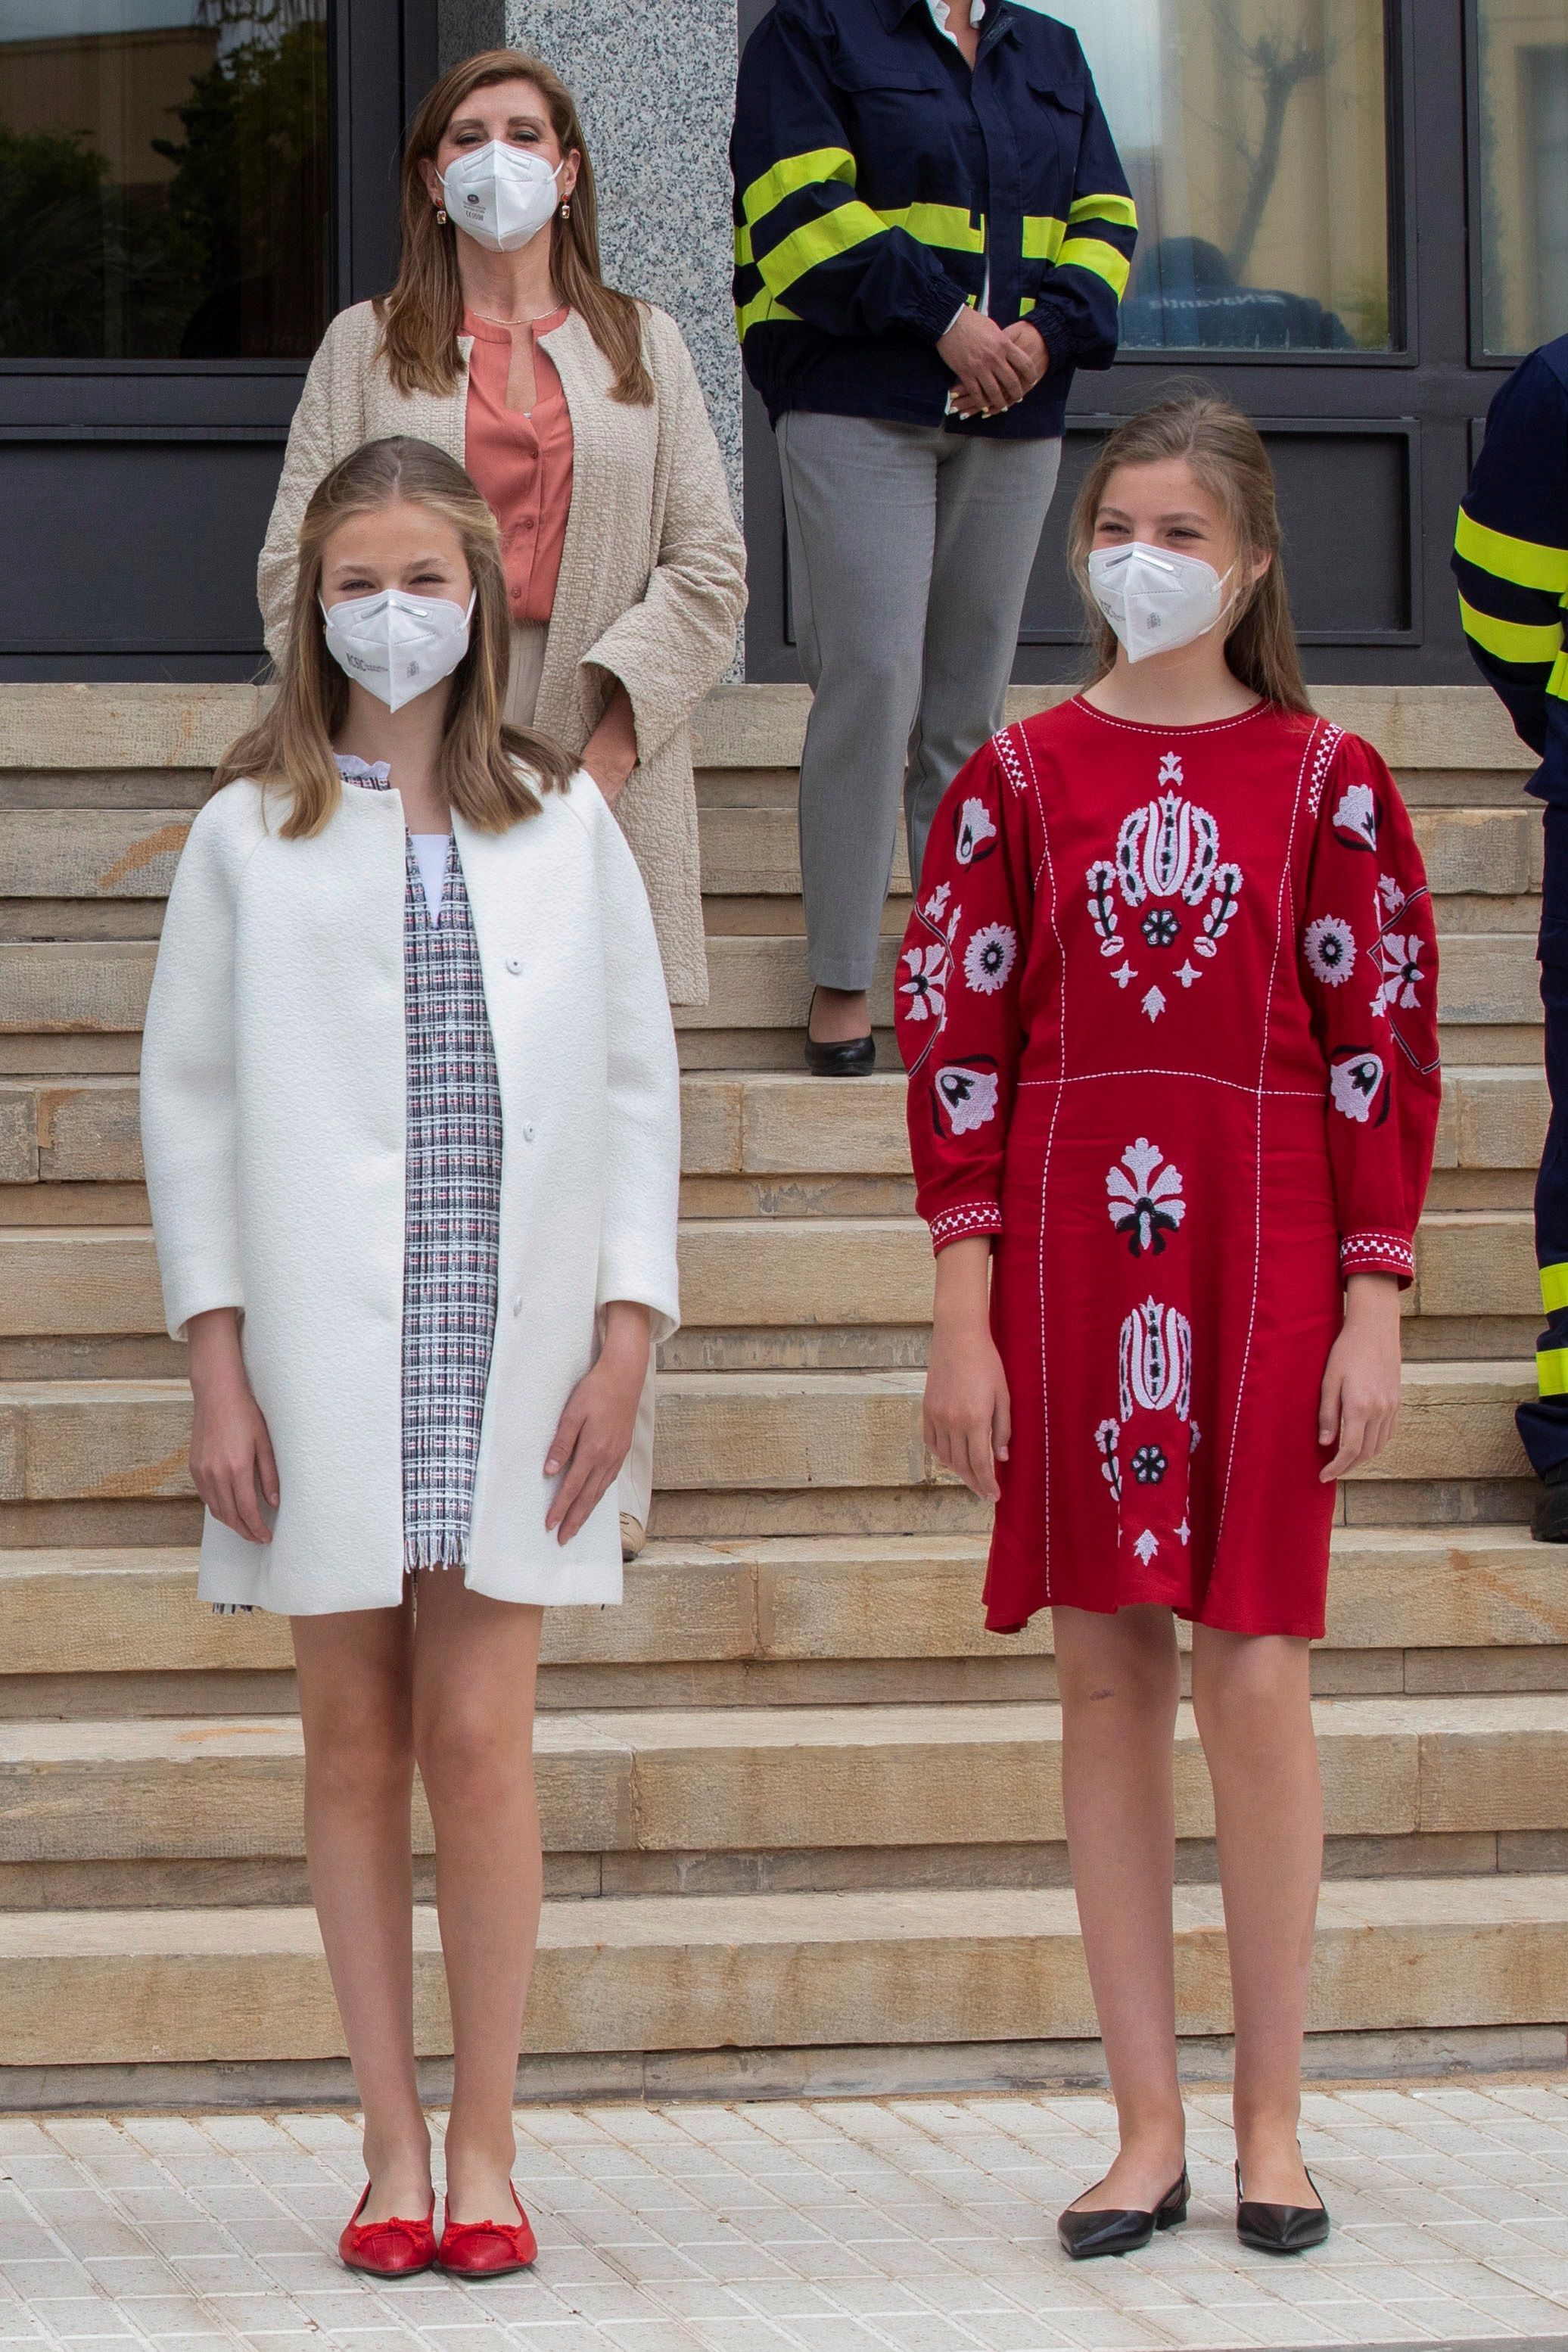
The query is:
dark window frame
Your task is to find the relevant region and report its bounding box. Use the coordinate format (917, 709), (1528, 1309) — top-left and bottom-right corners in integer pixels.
(0, 0), (439, 677)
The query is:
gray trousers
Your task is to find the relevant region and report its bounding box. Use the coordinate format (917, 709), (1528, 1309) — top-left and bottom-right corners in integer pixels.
(776, 410), (1062, 992)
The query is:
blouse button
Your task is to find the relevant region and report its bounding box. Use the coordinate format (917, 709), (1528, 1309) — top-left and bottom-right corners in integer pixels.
(505, 955), (523, 974)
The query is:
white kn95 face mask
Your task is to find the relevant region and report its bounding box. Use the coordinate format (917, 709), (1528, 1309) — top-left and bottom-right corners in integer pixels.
(320, 588), (476, 711)
(1087, 541), (1235, 664)
(440, 141), (563, 251)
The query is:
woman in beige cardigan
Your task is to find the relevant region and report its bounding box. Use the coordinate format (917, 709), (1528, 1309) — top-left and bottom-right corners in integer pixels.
(259, 47), (745, 1559)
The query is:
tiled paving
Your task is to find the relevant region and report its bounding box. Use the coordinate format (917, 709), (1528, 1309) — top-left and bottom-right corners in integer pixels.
(2, 2083), (1568, 2348)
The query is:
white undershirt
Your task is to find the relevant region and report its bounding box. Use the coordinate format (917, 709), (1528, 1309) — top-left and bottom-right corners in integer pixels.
(927, 0), (985, 38)
(410, 832), (450, 919)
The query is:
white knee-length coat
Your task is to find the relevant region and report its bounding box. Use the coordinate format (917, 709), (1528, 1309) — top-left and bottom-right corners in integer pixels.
(139, 764), (681, 1616)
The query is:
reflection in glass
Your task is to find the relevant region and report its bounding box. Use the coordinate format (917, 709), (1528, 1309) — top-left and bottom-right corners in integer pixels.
(0, 0), (329, 359)
(1477, 0), (1568, 354)
(1033, 0), (1391, 352)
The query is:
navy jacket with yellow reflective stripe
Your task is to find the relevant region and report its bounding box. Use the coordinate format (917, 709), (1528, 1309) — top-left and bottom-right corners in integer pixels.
(730, 0), (1135, 439)
(1453, 337), (1568, 807)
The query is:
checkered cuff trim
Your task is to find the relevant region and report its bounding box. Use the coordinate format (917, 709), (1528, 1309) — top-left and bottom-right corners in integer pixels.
(930, 1201), (1004, 1254)
(1340, 1230), (1415, 1283)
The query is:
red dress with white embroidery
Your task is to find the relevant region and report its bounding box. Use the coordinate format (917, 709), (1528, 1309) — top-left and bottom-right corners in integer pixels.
(897, 698), (1441, 1639)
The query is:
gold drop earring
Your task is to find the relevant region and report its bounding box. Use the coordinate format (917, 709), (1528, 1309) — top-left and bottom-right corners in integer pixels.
(436, 206), (448, 224)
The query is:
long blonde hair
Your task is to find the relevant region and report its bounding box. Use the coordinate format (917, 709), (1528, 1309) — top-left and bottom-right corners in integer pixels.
(1068, 392), (1312, 714)
(215, 437), (573, 836)
(376, 48), (652, 406)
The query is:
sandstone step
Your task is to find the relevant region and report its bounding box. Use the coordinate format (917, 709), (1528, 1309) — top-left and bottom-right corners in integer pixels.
(0, 1211), (1541, 1339)
(5, 1693), (1568, 1871)
(0, 1526), (1562, 1684)
(0, 1361), (1533, 1510)
(1, 798), (1540, 905)
(3, 1066), (1548, 1191)
(0, 929), (1538, 1038)
(2, 1872), (1563, 2067)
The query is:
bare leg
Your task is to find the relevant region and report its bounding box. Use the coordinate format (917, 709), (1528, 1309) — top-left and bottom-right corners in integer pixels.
(809, 985), (873, 1044)
(1190, 1625), (1321, 2207)
(1053, 1604), (1187, 2210)
(291, 1598), (428, 2223)
(412, 1573), (544, 2224)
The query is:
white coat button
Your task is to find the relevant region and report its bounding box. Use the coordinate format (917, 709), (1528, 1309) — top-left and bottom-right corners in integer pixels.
(523, 1121), (536, 1142)
(512, 1293), (523, 1316)
(505, 955), (523, 974)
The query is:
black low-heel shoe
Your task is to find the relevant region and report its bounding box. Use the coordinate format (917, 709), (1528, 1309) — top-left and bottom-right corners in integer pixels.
(1056, 2170), (1188, 2261)
(804, 1030), (876, 1077)
(1235, 2161), (1330, 2254)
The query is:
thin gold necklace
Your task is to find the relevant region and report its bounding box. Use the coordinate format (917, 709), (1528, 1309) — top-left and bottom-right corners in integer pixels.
(470, 300), (561, 327)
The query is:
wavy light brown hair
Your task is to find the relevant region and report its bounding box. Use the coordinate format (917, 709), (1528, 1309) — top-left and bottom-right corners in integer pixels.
(214, 437), (573, 836)
(376, 48), (652, 406)
(1069, 391), (1313, 715)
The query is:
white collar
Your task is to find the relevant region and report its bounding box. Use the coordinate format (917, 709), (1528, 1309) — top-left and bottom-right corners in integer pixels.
(928, 0), (985, 37)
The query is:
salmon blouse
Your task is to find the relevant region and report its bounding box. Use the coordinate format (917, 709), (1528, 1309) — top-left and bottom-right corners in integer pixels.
(462, 306), (574, 626)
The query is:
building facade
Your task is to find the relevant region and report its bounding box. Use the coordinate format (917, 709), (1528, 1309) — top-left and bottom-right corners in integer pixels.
(1, 0), (1565, 686)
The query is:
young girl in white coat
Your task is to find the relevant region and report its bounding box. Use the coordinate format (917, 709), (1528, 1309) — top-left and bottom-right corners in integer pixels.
(141, 434), (680, 2279)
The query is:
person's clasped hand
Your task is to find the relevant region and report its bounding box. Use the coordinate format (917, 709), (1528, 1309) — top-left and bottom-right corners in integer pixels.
(937, 311), (1049, 420)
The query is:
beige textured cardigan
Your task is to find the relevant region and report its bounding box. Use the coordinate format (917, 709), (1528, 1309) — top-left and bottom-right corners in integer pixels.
(257, 300), (747, 1004)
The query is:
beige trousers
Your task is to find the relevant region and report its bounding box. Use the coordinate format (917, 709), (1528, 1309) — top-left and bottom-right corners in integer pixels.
(506, 623), (657, 1530)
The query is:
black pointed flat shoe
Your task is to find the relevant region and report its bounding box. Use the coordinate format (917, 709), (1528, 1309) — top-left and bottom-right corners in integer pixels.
(1057, 2170), (1188, 2260)
(1532, 1467), (1568, 1543)
(804, 1029), (876, 1076)
(1235, 2160), (1330, 2254)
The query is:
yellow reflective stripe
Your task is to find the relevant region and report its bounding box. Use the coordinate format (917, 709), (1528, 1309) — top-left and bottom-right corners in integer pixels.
(734, 222), (753, 266)
(735, 288), (800, 340)
(1551, 651), (1568, 703)
(1455, 506), (1568, 595)
(1542, 1262), (1568, 1316)
(1056, 235), (1132, 297)
(740, 145), (857, 229)
(875, 201), (985, 252)
(757, 199), (887, 298)
(1019, 294), (1035, 315)
(1458, 593), (1563, 667)
(1069, 191), (1137, 231)
(1022, 213), (1066, 261)
(1539, 1344), (1568, 1396)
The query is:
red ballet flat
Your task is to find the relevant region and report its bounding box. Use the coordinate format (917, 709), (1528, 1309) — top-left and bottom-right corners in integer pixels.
(437, 2182), (538, 2276)
(338, 2182), (437, 2276)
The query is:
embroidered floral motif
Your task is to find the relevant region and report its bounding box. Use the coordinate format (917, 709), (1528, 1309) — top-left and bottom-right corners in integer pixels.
(1304, 913), (1356, 987)
(1142, 908), (1180, 947)
(963, 921), (1018, 996)
(1141, 985), (1167, 1022)
(1133, 1528), (1160, 1563)
(1377, 930), (1425, 1012)
(1106, 1137), (1186, 1257)
(1086, 860), (1128, 964)
(1307, 722), (1345, 817)
(899, 941), (949, 1025)
(1131, 1444), (1167, 1485)
(1329, 1046), (1390, 1127)
(954, 796), (998, 866)
(1333, 779), (1381, 854)
(924, 881), (952, 923)
(1118, 1298), (1193, 1421)
(1095, 1417), (1122, 1501)
(1115, 790), (1220, 910)
(1379, 873), (1405, 918)
(932, 1060), (1000, 1137)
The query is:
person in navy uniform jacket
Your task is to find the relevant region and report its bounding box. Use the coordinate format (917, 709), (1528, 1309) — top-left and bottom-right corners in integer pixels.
(1453, 336), (1568, 1539)
(731, 0), (1135, 1076)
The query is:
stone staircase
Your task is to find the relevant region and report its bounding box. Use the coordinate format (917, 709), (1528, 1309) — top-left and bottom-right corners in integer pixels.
(0, 677), (1565, 2106)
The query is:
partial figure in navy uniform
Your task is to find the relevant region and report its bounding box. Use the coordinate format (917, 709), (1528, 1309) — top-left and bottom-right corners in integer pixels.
(1454, 334), (1568, 1539)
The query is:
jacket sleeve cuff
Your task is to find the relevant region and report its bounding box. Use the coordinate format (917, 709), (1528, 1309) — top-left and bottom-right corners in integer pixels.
(929, 1200), (1004, 1255)
(912, 270), (972, 344)
(1022, 291), (1100, 371)
(1340, 1230), (1416, 1287)
(597, 1252), (680, 1348)
(162, 1269), (244, 1346)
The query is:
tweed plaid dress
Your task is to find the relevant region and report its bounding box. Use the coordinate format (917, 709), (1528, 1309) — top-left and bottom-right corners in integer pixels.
(347, 758), (503, 1573)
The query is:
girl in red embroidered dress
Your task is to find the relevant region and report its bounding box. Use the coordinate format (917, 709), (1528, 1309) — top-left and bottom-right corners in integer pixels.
(898, 397), (1439, 2252)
